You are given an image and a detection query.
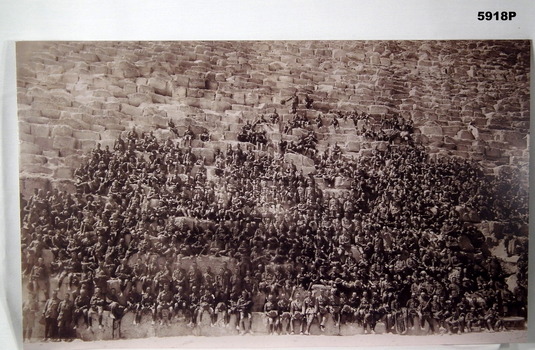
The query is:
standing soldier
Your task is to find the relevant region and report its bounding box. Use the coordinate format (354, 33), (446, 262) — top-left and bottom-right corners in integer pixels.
(417, 292), (434, 334)
(22, 297), (39, 341)
(57, 292), (74, 340)
(30, 257), (49, 300)
(43, 290), (61, 341)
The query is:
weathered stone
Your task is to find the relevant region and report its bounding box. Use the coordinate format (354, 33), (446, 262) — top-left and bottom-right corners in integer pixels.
(420, 125), (443, 136)
(147, 77), (169, 95)
(19, 133), (35, 143)
(20, 154), (47, 166)
(346, 141), (361, 152)
(20, 141), (42, 155)
(120, 103), (143, 117)
(54, 167), (73, 179)
(34, 136), (54, 149)
(368, 105), (388, 114)
(127, 93), (153, 107)
(30, 124), (51, 138)
(40, 109), (61, 119)
(111, 60), (140, 78)
(189, 78), (206, 89)
(457, 129), (475, 140)
(73, 130), (100, 140)
(52, 136), (76, 149)
(51, 125), (74, 137)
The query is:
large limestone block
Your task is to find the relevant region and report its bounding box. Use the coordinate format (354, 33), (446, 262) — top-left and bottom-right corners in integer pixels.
(111, 60), (140, 79)
(80, 140), (97, 151)
(189, 78), (207, 89)
(39, 107), (62, 119)
(20, 154), (47, 166)
(120, 103), (143, 117)
(73, 130), (101, 140)
(20, 141), (42, 155)
(368, 105), (389, 115)
(34, 136), (54, 150)
(53, 135), (77, 150)
(148, 77), (170, 96)
(128, 93), (153, 107)
(30, 124), (51, 138)
(419, 125), (443, 136)
(19, 132), (34, 143)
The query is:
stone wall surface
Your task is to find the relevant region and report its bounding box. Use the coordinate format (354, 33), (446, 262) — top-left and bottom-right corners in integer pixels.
(17, 41), (530, 197)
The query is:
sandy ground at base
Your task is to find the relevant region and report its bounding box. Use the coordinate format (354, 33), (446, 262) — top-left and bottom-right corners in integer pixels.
(23, 330), (528, 350)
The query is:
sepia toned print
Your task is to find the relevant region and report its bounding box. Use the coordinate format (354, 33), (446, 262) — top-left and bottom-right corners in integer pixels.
(17, 41), (528, 347)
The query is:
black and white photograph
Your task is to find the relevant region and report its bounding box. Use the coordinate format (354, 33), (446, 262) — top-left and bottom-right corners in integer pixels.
(16, 40), (529, 348)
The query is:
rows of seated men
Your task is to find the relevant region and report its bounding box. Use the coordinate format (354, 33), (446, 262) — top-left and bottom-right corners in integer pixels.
(25, 254), (517, 341)
(20, 115), (527, 341)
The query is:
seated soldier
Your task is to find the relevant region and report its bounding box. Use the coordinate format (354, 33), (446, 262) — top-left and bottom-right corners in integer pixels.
(316, 289), (330, 331)
(235, 290), (253, 335)
(341, 291), (359, 324)
(446, 309), (465, 334)
(173, 286), (188, 320)
(484, 304), (503, 332)
(264, 294), (279, 335)
(88, 288), (107, 330)
(464, 307), (476, 332)
(135, 286), (156, 325)
(277, 292), (292, 335)
(156, 282), (174, 325)
(356, 291), (375, 334)
(73, 288), (91, 329)
(214, 299), (228, 327)
(290, 291), (305, 335)
(195, 289), (215, 326)
(303, 291), (316, 335)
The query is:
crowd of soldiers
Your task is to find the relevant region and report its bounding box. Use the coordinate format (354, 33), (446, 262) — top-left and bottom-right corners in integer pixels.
(20, 100), (528, 341)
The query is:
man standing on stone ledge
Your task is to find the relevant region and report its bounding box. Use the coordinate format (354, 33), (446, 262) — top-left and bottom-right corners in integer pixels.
(30, 257), (49, 300)
(43, 289), (61, 341)
(57, 292), (74, 340)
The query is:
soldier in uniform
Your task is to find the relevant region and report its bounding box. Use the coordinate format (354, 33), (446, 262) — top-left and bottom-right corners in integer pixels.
(30, 257), (49, 300)
(22, 297), (39, 341)
(43, 290), (61, 340)
(135, 286), (156, 325)
(156, 282), (174, 325)
(303, 291), (316, 335)
(277, 292), (292, 334)
(264, 294), (279, 334)
(88, 288), (108, 329)
(290, 291), (305, 334)
(236, 290), (253, 335)
(57, 292), (74, 340)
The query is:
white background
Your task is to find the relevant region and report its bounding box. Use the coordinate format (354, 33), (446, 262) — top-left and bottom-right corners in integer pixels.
(0, 1), (534, 349)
